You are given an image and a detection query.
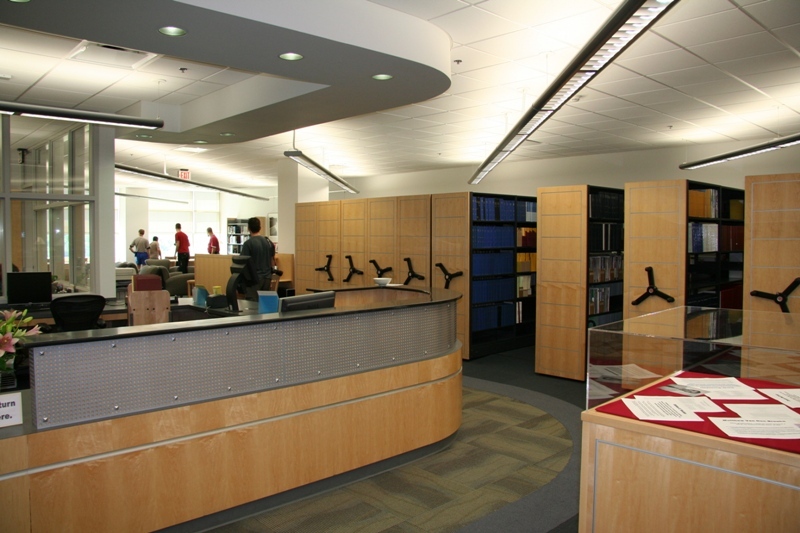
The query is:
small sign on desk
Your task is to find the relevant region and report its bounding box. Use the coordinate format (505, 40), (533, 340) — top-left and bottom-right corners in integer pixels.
(0, 391), (23, 428)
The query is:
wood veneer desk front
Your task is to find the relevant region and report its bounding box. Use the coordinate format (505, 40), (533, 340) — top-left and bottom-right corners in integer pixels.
(0, 288), (462, 532)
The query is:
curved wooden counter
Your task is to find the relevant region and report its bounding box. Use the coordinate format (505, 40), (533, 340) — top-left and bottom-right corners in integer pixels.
(1, 287), (462, 532)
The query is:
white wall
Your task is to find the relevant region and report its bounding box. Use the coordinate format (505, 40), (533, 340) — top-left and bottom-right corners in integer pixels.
(345, 140), (800, 199)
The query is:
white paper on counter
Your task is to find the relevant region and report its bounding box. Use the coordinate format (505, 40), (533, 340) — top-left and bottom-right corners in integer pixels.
(634, 395), (725, 413)
(589, 364), (662, 382)
(759, 389), (800, 409)
(708, 418), (800, 439)
(622, 397), (704, 421)
(671, 377), (765, 400)
(724, 403), (800, 421)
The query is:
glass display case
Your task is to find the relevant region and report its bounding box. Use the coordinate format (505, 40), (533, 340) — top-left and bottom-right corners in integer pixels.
(587, 306), (800, 409)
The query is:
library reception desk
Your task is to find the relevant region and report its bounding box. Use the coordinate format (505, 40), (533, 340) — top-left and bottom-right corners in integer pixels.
(0, 287), (463, 532)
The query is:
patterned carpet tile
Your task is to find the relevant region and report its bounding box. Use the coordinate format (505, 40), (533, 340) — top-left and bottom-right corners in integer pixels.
(211, 388), (572, 533)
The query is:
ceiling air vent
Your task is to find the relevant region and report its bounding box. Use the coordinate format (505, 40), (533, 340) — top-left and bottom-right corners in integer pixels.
(67, 41), (157, 69)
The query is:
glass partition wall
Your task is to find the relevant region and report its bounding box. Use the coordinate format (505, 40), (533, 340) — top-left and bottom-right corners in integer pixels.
(2, 115), (98, 298)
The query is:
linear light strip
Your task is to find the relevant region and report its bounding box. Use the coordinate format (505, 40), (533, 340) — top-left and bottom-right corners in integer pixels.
(0, 100), (163, 130)
(679, 132), (800, 170)
(468, 0), (679, 185)
(115, 164), (268, 201)
(284, 150), (359, 194)
(115, 192), (190, 205)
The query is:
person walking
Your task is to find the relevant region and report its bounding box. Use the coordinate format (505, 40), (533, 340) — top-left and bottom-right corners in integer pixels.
(174, 223), (191, 274)
(129, 229), (150, 266)
(207, 227), (220, 254)
(240, 217), (275, 300)
(148, 236), (162, 260)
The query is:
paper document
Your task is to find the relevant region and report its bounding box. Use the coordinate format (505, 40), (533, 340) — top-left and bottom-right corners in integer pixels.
(759, 389), (800, 409)
(724, 403), (800, 421)
(622, 397), (704, 421)
(671, 377), (765, 400)
(708, 418), (800, 439)
(589, 364), (662, 382)
(634, 395), (724, 413)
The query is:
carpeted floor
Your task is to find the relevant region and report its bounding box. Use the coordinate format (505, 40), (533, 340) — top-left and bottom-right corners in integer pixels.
(208, 374), (583, 533)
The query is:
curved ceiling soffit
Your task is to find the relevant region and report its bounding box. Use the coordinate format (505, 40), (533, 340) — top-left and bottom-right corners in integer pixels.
(0, 0), (452, 145)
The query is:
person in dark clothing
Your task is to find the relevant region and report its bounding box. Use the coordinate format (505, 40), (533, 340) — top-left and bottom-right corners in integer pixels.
(240, 217), (275, 300)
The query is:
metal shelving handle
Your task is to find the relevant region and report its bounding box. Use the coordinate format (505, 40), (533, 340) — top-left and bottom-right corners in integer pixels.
(315, 254), (334, 282)
(343, 255), (363, 283)
(435, 263), (463, 289)
(750, 277), (800, 313)
(369, 259), (392, 278)
(631, 266), (675, 305)
(403, 257), (425, 285)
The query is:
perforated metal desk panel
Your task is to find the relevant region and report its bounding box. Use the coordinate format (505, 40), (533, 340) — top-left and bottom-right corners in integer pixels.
(27, 287), (460, 429)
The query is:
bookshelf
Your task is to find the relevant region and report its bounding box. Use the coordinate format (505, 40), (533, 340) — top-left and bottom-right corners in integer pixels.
(469, 193), (537, 358)
(226, 217), (267, 254)
(535, 185), (623, 380)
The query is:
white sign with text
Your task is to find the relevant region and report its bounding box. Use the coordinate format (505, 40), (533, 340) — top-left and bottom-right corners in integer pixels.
(0, 392), (23, 428)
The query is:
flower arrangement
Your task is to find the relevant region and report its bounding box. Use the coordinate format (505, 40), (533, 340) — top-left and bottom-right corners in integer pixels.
(0, 310), (41, 372)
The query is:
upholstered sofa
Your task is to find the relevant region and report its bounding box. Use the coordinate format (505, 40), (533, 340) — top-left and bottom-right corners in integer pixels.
(142, 259), (194, 297)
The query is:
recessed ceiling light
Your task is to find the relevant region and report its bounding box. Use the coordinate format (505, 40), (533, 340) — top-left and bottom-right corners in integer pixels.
(9, 0), (31, 3)
(193, 140), (208, 144)
(372, 74), (393, 81)
(135, 133), (153, 139)
(219, 132), (235, 137)
(279, 52), (303, 61)
(176, 146), (207, 153)
(159, 26), (187, 37)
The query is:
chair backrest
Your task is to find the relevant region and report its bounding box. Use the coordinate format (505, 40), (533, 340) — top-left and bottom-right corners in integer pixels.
(126, 284), (171, 325)
(145, 259), (171, 269)
(49, 294), (106, 332)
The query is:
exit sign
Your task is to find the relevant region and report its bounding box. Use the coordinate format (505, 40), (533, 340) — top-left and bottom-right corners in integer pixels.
(178, 169), (191, 180)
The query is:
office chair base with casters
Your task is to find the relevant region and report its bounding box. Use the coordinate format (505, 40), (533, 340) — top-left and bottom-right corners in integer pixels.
(49, 294), (108, 332)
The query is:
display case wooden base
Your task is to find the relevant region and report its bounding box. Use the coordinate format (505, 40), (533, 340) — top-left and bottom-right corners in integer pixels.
(579, 404), (800, 533)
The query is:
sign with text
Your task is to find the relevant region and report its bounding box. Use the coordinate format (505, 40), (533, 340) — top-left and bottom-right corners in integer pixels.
(0, 392), (23, 428)
(178, 169), (191, 180)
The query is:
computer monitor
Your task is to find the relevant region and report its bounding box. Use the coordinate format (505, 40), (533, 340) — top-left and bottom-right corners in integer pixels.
(6, 272), (52, 306)
(279, 291), (336, 313)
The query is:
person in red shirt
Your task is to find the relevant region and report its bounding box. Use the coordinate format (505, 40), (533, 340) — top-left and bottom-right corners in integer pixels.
(174, 223), (191, 273)
(207, 227), (220, 254)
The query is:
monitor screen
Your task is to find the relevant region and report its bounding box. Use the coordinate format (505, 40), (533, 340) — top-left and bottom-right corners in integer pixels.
(6, 272), (52, 305)
(279, 291), (335, 313)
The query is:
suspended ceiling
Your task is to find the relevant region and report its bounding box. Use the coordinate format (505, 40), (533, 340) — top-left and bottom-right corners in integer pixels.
(1, 0), (798, 191)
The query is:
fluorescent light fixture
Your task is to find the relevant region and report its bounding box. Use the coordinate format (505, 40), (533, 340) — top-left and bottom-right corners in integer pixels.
(115, 192), (189, 205)
(0, 100), (163, 129)
(679, 132), (800, 170)
(468, 0), (679, 185)
(284, 150), (359, 194)
(115, 163), (268, 200)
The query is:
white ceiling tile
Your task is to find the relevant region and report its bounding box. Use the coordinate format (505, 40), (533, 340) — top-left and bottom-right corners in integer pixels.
(450, 45), (506, 73)
(700, 90), (771, 107)
(367, 0), (467, 21)
(651, 65), (731, 87)
(591, 76), (669, 96)
(468, 27), (571, 62)
(720, 50), (800, 78)
(658, 0), (736, 24)
(738, 67), (800, 89)
(687, 32), (785, 64)
(654, 8), (764, 48)
(615, 48), (707, 76)
(77, 94), (139, 113)
(0, 24), (78, 56)
(0, 50), (60, 85)
(477, 0), (622, 26)
(773, 23), (800, 50)
(23, 86), (91, 106)
(744, 0), (800, 29)
(430, 6), (525, 45)
(0, 81), (27, 100)
(177, 81), (227, 97)
(613, 32), (680, 61)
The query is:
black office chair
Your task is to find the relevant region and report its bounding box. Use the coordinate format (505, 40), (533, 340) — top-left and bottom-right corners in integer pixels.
(49, 294), (107, 332)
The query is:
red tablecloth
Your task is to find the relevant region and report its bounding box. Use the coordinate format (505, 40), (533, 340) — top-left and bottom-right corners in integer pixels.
(595, 371), (800, 454)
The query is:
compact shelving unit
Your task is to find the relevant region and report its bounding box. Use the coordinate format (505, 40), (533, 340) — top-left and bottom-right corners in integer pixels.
(623, 179), (744, 324)
(469, 193), (537, 358)
(535, 185), (623, 380)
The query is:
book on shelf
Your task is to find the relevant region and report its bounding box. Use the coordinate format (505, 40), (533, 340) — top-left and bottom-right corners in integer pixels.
(688, 189), (719, 218)
(588, 254), (623, 283)
(516, 227), (537, 247)
(588, 190), (623, 219)
(516, 200), (537, 222)
(588, 222), (623, 252)
(516, 252), (536, 273)
(472, 195), (516, 221)
(688, 223), (718, 252)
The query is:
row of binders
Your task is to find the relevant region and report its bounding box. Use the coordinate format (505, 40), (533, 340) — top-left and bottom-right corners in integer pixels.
(588, 282), (622, 316)
(472, 251), (515, 277)
(471, 277), (516, 304)
(516, 252), (537, 273)
(471, 301), (532, 332)
(472, 225), (515, 248)
(588, 222), (623, 252)
(472, 196), (517, 221)
(588, 190), (624, 219)
(517, 227), (537, 248)
(588, 254), (623, 283)
(517, 201), (537, 222)
(688, 222), (718, 252)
